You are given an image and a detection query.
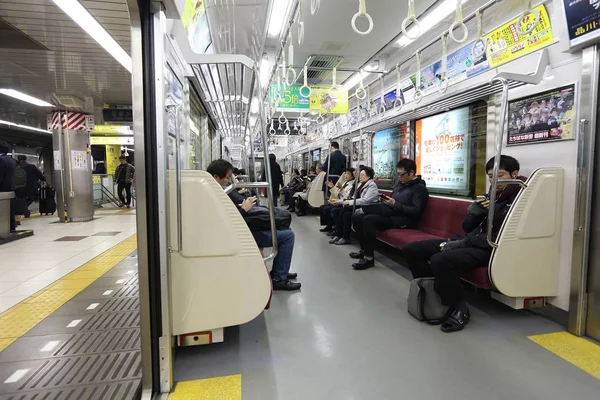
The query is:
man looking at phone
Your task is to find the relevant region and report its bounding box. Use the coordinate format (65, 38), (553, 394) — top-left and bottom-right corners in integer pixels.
(402, 155), (525, 333)
(351, 159), (429, 270)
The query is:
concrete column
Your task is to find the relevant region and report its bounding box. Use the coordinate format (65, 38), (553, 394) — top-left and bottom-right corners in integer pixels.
(50, 111), (94, 222)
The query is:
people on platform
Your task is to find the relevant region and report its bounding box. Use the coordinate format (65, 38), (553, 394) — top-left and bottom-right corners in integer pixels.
(319, 168), (355, 234)
(402, 155), (525, 333)
(113, 155), (135, 208)
(350, 159), (429, 270)
(329, 166), (379, 246)
(207, 159), (301, 291)
(15, 155), (45, 218)
(0, 141), (16, 233)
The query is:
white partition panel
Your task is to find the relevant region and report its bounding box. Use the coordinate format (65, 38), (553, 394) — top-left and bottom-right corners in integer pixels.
(490, 168), (564, 298)
(168, 170), (271, 335)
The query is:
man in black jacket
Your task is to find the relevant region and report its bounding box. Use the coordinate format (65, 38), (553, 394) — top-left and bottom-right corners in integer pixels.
(322, 141), (346, 185)
(207, 159), (301, 291)
(351, 159), (429, 270)
(16, 155), (46, 218)
(402, 155), (525, 333)
(0, 141), (16, 233)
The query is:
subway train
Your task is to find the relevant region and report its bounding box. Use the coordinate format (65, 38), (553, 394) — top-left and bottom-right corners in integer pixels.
(0, 0), (599, 399)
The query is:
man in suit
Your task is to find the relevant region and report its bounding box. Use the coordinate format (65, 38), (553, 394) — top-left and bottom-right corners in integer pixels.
(16, 155), (46, 218)
(322, 141), (346, 185)
(0, 141), (16, 233)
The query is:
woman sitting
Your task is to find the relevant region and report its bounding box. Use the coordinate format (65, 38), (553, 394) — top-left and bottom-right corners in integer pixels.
(282, 169), (306, 207)
(320, 168), (355, 233)
(329, 166), (379, 245)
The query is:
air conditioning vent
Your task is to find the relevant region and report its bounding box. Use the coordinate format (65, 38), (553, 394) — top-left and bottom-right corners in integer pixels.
(305, 55), (344, 85)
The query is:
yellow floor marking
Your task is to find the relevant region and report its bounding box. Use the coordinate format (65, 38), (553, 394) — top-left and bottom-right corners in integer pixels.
(169, 375), (241, 400)
(529, 332), (600, 380)
(0, 234), (137, 352)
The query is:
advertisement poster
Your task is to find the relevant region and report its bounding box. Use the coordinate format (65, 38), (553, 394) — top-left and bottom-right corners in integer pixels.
(373, 127), (400, 189)
(485, 4), (553, 68)
(561, 0), (600, 46)
(309, 86), (349, 114)
(415, 107), (471, 193)
(181, 0), (212, 54)
(507, 84), (576, 145)
(351, 135), (371, 168)
(269, 84), (310, 112)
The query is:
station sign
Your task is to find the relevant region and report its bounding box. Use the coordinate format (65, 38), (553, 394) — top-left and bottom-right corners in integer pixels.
(102, 108), (133, 123)
(90, 136), (134, 145)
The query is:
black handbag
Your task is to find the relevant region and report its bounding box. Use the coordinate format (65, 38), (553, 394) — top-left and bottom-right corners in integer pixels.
(244, 206), (292, 231)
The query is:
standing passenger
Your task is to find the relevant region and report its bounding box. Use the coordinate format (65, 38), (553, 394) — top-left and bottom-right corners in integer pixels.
(16, 155), (45, 218)
(263, 154), (284, 203)
(402, 155), (525, 333)
(0, 141), (16, 233)
(113, 155), (135, 208)
(322, 141), (347, 184)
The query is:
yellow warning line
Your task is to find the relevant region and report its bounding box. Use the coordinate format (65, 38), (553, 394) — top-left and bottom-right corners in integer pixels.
(169, 375), (242, 400)
(0, 234), (137, 353)
(529, 331), (600, 380)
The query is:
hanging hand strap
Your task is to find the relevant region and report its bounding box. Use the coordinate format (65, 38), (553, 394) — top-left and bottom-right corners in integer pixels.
(394, 63), (404, 109)
(285, 33), (298, 85)
(471, 9), (487, 60)
(355, 69), (367, 99)
(311, 0), (320, 15)
(517, 0), (540, 36)
(449, 0), (468, 43)
(378, 76), (386, 114)
(351, 0), (374, 36)
(329, 67), (341, 98)
(299, 65), (311, 98)
(298, 0), (305, 45)
(439, 33), (449, 94)
(401, 0), (421, 40)
(414, 52), (423, 103)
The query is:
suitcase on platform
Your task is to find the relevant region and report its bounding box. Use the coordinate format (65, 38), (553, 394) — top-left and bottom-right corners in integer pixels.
(39, 183), (56, 215)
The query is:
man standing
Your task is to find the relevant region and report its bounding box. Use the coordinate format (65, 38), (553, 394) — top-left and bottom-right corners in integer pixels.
(16, 155), (46, 218)
(113, 155), (135, 208)
(322, 141), (346, 185)
(350, 159), (429, 270)
(0, 141), (16, 233)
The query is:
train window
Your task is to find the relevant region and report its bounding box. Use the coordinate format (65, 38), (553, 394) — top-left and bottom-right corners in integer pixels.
(414, 101), (487, 197)
(372, 122), (411, 190)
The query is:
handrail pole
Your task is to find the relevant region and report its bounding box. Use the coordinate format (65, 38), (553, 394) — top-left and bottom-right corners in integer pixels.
(486, 77), (509, 248)
(254, 65), (278, 261)
(352, 129), (363, 215)
(325, 140), (332, 204)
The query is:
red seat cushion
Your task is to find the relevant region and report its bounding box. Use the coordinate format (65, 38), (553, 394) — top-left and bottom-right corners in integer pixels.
(377, 229), (443, 248)
(460, 267), (493, 289)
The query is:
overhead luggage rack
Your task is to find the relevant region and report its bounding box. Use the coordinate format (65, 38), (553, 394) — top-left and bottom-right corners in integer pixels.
(190, 60), (256, 138)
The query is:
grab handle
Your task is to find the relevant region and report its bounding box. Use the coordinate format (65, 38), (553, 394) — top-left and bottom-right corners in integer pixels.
(351, 0), (374, 36)
(449, 0), (468, 43)
(401, 0), (421, 40)
(517, 0), (540, 36)
(574, 119), (588, 231)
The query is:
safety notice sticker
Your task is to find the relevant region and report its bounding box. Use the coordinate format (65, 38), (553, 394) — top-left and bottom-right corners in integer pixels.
(71, 150), (88, 170)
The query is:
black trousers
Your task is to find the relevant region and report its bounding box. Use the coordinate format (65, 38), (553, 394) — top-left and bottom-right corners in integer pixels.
(352, 212), (394, 257)
(402, 239), (492, 306)
(9, 196), (16, 232)
(332, 207), (354, 239)
(117, 182), (132, 206)
(320, 204), (337, 227)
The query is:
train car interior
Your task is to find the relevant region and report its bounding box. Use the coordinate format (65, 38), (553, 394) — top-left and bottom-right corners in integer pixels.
(0, 0), (599, 399)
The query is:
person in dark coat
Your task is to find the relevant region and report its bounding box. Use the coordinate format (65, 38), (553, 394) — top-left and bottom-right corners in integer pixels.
(402, 155), (525, 333)
(0, 141), (16, 232)
(16, 155), (46, 218)
(322, 141), (346, 185)
(350, 158), (429, 270)
(263, 154), (284, 203)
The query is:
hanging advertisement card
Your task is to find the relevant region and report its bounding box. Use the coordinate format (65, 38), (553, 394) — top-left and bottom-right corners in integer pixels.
(507, 84), (576, 146)
(181, 0), (212, 54)
(351, 135), (371, 168)
(485, 5), (553, 68)
(309, 86), (349, 114)
(561, 0), (600, 47)
(269, 84), (310, 112)
(415, 107), (471, 194)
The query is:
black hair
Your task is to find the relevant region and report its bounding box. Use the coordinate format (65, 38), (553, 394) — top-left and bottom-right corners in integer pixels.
(269, 153), (276, 161)
(233, 168), (240, 175)
(361, 166), (375, 179)
(0, 141), (10, 154)
(119, 155), (127, 160)
(17, 155), (27, 162)
(207, 159), (233, 179)
(239, 169), (246, 175)
(301, 169), (307, 176)
(397, 158), (417, 174)
(345, 167), (355, 174)
(485, 155), (520, 174)
(293, 169), (300, 175)
(331, 141), (340, 150)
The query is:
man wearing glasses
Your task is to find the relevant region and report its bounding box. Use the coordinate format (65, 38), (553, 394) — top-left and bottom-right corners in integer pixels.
(350, 159), (429, 270)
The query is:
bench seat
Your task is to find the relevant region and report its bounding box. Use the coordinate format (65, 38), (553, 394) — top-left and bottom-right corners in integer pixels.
(375, 195), (492, 289)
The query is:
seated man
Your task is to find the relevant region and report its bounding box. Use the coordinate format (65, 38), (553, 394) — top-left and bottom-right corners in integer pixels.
(282, 169), (306, 208)
(402, 155), (525, 333)
(293, 164), (323, 216)
(320, 167), (355, 233)
(329, 166), (379, 245)
(207, 159), (301, 291)
(350, 159), (429, 270)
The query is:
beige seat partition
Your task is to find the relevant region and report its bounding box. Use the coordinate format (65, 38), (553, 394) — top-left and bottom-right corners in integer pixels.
(490, 167), (564, 301)
(168, 170), (271, 336)
(308, 171), (326, 208)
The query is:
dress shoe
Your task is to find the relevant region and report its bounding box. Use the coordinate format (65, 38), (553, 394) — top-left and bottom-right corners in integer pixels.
(349, 250), (364, 259)
(272, 279), (302, 291)
(352, 258), (375, 270)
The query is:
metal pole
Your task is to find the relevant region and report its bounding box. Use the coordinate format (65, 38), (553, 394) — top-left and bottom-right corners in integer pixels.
(352, 129), (363, 215)
(174, 105), (183, 252)
(254, 65), (278, 261)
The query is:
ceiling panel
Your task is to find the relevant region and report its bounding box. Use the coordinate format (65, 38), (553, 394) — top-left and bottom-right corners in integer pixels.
(0, 0), (132, 130)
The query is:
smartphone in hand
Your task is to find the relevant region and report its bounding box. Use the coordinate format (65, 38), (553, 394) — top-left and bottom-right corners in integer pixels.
(379, 194), (389, 202)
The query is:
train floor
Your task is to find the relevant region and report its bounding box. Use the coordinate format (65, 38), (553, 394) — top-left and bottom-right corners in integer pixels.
(172, 212), (600, 400)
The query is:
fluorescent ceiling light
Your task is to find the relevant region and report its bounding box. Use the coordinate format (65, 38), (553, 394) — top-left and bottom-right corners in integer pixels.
(396, 0), (466, 47)
(250, 97), (259, 114)
(267, 0), (292, 37)
(0, 119), (52, 134)
(51, 0), (132, 72)
(0, 89), (54, 107)
(342, 72), (371, 92)
(260, 59), (273, 87)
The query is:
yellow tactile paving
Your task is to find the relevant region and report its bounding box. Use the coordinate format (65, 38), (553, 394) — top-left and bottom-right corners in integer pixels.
(0, 234), (137, 353)
(169, 375), (242, 400)
(529, 331), (600, 380)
